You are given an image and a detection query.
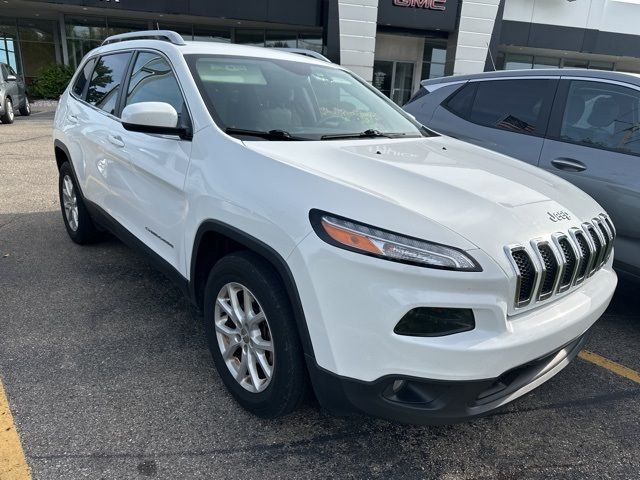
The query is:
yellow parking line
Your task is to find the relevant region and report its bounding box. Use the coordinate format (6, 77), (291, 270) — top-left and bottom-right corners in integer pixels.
(579, 350), (640, 384)
(0, 377), (31, 480)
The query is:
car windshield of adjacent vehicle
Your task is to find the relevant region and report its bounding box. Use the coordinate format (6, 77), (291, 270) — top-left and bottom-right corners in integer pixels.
(186, 55), (427, 141)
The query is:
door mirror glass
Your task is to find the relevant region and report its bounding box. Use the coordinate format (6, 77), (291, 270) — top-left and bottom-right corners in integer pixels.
(121, 101), (189, 138)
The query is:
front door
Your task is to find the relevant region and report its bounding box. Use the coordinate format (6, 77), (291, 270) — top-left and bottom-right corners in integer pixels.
(110, 50), (193, 274)
(539, 78), (640, 275)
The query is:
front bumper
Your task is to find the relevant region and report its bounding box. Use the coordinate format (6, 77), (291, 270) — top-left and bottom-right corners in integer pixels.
(308, 330), (588, 425)
(289, 232), (616, 423)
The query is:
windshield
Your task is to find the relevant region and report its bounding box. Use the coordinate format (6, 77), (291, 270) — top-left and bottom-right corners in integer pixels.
(186, 54), (427, 140)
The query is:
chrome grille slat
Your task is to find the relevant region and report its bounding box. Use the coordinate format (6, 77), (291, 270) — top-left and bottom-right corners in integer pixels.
(507, 213), (614, 310)
(583, 222), (605, 276)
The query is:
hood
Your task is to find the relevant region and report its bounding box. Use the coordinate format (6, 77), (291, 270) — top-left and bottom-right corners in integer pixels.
(245, 136), (604, 263)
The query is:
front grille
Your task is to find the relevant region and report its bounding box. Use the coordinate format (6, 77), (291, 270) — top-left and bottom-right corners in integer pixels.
(506, 214), (614, 310)
(537, 244), (558, 299)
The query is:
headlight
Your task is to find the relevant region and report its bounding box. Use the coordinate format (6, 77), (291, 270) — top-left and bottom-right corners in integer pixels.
(309, 210), (481, 271)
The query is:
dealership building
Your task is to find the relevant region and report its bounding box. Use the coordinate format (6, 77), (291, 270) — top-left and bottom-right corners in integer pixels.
(2, 0), (640, 105)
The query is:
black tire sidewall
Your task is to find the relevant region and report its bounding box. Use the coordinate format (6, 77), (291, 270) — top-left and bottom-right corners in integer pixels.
(19, 97), (30, 116)
(1, 98), (14, 124)
(203, 252), (306, 418)
(58, 162), (98, 244)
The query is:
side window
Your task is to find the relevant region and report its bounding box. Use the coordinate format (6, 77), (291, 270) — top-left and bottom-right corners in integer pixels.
(72, 58), (96, 98)
(445, 82), (477, 119)
(450, 79), (555, 135)
(86, 52), (132, 115)
(125, 52), (185, 124)
(559, 80), (640, 156)
(0, 65), (7, 81)
(8, 66), (17, 77)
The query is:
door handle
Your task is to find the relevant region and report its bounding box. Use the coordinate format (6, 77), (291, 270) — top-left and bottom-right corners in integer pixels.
(68, 114), (78, 123)
(551, 157), (586, 172)
(108, 134), (125, 148)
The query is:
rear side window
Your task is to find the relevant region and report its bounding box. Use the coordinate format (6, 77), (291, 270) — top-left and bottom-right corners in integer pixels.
(125, 52), (185, 117)
(72, 58), (96, 98)
(86, 52), (132, 115)
(558, 80), (640, 156)
(447, 79), (556, 135)
(445, 82), (477, 118)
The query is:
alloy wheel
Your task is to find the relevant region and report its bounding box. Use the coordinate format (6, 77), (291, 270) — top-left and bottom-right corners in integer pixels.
(62, 174), (79, 231)
(7, 99), (13, 121)
(214, 282), (275, 393)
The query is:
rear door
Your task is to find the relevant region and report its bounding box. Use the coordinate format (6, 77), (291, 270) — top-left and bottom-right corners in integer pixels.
(73, 51), (133, 210)
(539, 78), (640, 274)
(429, 77), (559, 166)
(108, 50), (193, 273)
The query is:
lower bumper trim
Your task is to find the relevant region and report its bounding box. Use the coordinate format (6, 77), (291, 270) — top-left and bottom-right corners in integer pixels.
(308, 331), (589, 425)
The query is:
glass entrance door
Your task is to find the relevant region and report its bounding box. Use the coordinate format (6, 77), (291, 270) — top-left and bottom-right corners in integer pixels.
(373, 60), (415, 106)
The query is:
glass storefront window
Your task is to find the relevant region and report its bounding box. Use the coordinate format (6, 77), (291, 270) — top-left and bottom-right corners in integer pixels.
(421, 40), (447, 80)
(588, 60), (614, 71)
(298, 33), (323, 53)
(157, 23), (193, 40)
(532, 56), (559, 69)
(66, 16), (108, 41)
(563, 59), (588, 69)
(193, 26), (231, 43)
(505, 53), (533, 70)
(18, 19), (57, 83)
(373, 60), (414, 106)
(106, 18), (149, 37)
(0, 19), (19, 72)
(235, 29), (265, 47)
(265, 30), (296, 48)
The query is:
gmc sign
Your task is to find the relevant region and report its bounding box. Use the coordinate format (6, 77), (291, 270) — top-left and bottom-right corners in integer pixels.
(393, 0), (446, 10)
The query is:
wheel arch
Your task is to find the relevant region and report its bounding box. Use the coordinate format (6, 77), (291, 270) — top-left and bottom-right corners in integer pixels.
(190, 220), (316, 360)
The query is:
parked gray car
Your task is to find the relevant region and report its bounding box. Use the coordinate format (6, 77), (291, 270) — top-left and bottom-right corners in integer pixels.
(404, 69), (640, 281)
(0, 63), (30, 124)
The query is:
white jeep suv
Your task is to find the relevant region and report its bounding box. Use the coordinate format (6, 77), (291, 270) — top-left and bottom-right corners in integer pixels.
(53, 31), (617, 424)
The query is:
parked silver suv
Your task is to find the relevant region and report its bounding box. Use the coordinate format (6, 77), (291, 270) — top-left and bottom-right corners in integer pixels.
(405, 69), (639, 282)
(0, 63), (30, 124)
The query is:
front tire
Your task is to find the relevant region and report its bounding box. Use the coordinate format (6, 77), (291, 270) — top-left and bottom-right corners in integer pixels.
(58, 162), (100, 244)
(1, 97), (14, 124)
(203, 251), (308, 418)
(19, 97), (30, 116)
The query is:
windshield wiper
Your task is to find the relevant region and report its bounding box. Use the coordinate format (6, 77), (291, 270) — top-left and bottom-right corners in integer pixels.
(320, 129), (410, 140)
(225, 128), (308, 141)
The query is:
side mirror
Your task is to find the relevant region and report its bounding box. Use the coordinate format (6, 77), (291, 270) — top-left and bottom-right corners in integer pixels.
(121, 102), (191, 139)
(6, 75), (17, 82)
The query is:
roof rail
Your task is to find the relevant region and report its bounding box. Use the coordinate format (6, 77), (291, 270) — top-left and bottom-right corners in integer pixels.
(275, 48), (331, 63)
(101, 30), (186, 46)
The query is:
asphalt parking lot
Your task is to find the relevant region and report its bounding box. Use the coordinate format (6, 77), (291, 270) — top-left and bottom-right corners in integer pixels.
(0, 109), (639, 480)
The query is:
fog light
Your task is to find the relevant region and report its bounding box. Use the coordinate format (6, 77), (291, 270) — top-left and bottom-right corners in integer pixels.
(394, 307), (475, 337)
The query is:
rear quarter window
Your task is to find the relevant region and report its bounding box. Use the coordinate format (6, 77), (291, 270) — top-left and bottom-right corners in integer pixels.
(72, 58), (96, 99)
(445, 79), (556, 136)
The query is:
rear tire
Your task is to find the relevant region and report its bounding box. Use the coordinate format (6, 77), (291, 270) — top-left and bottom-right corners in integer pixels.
(19, 97), (30, 116)
(58, 162), (100, 244)
(0, 97), (14, 124)
(203, 251), (308, 418)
